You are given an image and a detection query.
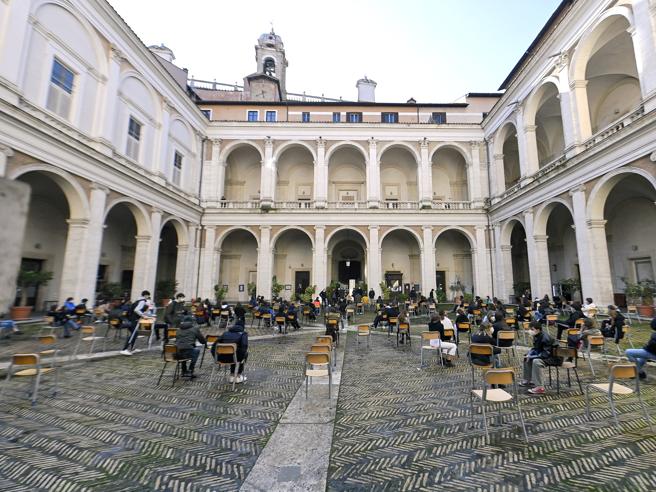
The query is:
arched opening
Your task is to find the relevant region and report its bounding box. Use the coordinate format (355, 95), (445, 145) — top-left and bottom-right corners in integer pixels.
(224, 145), (262, 201)
(272, 229), (313, 300)
(379, 147), (418, 205)
(16, 172), (72, 308)
(98, 203), (139, 300)
(431, 147), (469, 201)
(501, 125), (521, 190)
(434, 230), (473, 297)
(545, 204), (579, 301)
(264, 57), (276, 77)
(154, 222), (179, 304)
(532, 83), (565, 166)
(275, 145), (314, 203)
(327, 229), (367, 286)
(509, 222), (530, 297)
(381, 229), (421, 293)
(583, 16), (641, 133)
(603, 174), (656, 299)
(327, 146), (366, 204)
(218, 229), (258, 302)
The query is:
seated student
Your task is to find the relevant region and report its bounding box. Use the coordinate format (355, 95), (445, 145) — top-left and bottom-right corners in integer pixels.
(566, 317), (600, 351)
(275, 304), (287, 333)
(452, 295), (465, 313)
(0, 314), (21, 338)
(433, 312), (458, 365)
(175, 315), (206, 379)
(470, 322), (500, 368)
(439, 310), (456, 341)
(582, 298), (597, 318)
(233, 302), (246, 323)
(213, 318), (249, 383)
(556, 301), (584, 340)
(626, 317), (656, 379)
(325, 307), (341, 342)
(492, 311), (514, 347)
(600, 305), (626, 345)
(397, 310), (411, 344)
(521, 321), (556, 395)
(286, 303), (300, 330)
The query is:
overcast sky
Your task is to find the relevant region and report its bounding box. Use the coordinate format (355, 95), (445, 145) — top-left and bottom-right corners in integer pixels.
(108, 0), (562, 103)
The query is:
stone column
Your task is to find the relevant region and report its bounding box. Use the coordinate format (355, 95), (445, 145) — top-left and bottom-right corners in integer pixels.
(314, 138), (327, 208)
(131, 235), (151, 300)
(419, 138), (432, 207)
(59, 219), (89, 302)
(587, 220), (614, 307)
(0, 144), (13, 177)
(421, 226), (436, 295)
(523, 208), (548, 298)
(257, 226), (272, 299)
(522, 124), (540, 176)
(184, 225), (200, 297)
(630, 3), (656, 106)
(532, 234), (552, 297)
(469, 141), (483, 205)
(499, 245), (514, 303)
(0, 0), (31, 88)
(474, 226), (492, 296)
(570, 80), (592, 144)
(367, 138), (380, 208)
(570, 186), (595, 301)
(175, 244), (189, 296)
(368, 226), (381, 293)
(144, 209), (163, 295)
(198, 226), (216, 299)
(492, 152), (506, 195)
(313, 225), (326, 290)
(79, 184), (109, 301)
(260, 138), (274, 208)
(553, 56), (577, 155)
(97, 46), (123, 147)
(514, 106), (532, 180)
(202, 138), (222, 201)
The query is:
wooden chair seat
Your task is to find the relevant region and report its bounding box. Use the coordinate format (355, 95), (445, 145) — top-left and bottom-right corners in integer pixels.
(15, 367), (55, 377)
(306, 368), (329, 377)
(471, 388), (513, 402)
(589, 383), (633, 395)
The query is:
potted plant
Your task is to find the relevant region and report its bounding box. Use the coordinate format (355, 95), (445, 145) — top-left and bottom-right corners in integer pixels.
(12, 268), (54, 320)
(214, 284), (228, 304)
(300, 285), (316, 304)
(98, 282), (124, 301)
(271, 276), (284, 299)
(247, 282), (257, 299)
(379, 281), (391, 302)
(155, 279), (178, 306)
(638, 280), (655, 317)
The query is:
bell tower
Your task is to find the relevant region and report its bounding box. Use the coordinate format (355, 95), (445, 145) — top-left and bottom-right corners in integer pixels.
(255, 28), (288, 96)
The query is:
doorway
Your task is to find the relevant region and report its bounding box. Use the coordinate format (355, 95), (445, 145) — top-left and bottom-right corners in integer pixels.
(435, 270), (446, 292)
(338, 260), (361, 283)
(295, 270), (310, 295)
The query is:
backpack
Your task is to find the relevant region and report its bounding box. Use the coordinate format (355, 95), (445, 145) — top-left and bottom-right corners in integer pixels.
(128, 299), (142, 322)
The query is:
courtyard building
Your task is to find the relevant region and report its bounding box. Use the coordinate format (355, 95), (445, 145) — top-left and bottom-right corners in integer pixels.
(0, 0), (655, 309)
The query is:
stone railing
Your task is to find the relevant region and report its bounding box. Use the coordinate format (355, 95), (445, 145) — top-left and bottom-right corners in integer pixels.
(383, 201), (420, 210)
(431, 200), (472, 210)
(273, 200), (314, 209)
(325, 201), (368, 209)
(217, 200), (260, 209)
(583, 104), (645, 150)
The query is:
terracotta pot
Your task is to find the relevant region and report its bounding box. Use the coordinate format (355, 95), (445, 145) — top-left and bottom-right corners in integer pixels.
(160, 298), (171, 307)
(10, 305), (33, 321)
(637, 305), (654, 318)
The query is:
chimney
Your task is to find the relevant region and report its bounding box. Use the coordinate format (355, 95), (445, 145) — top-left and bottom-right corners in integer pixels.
(356, 76), (377, 102)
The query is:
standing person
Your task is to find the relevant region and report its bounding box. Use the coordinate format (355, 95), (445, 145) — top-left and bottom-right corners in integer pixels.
(625, 317), (656, 379)
(213, 318), (249, 383)
(175, 315), (206, 378)
(164, 293), (187, 340)
(521, 321), (556, 395)
(120, 290), (152, 356)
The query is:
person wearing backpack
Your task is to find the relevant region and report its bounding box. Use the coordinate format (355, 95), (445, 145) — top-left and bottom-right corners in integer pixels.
(212, 318), (249, 383)
(120, 290), (152, 356)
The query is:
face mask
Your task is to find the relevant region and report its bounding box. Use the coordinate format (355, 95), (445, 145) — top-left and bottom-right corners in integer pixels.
(529, 329), (537, 336)
(178, 298), (185, 303)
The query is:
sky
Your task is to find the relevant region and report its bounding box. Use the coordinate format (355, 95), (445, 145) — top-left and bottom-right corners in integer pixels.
(108, 0), (562, 103)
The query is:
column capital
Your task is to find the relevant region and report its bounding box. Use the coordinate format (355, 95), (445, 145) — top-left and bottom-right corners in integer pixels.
(475, 225), (487, 232)
(368, 225), (380, 231)
(150, 207), (163, 215)
(204, 225), (216, 232)
(569, 79), (588, 90)
(649, 151), (656, 162)
(135, 234), (152, 242)
(264, 137), (273, 148)
(0, 144), (14, 157)
(523, 125), (537, 133)
(109, 44), (125, 62)
(421, 225), (433, 231)
(533, 234), (549, 243)
(500, 244), (512, 252)
(626, 26), (637, 37)
(316, 137), (325, 148)
(587, 219), (607, 229)
(420, 137), (429, 149)
(66, 218), (89, 227)
(522, 207), (534, 217)
(314, 225), (325, 231)
(469, 140), (480, 150)
(260, 225), (272, 231)
(211, 138), (222, 146)
(369, 137), (377, 149)
(90, 182), (110, 194)
(568, 184), (586, 196)
(177, 244), (189, 252)
(493, 153), (504, 161)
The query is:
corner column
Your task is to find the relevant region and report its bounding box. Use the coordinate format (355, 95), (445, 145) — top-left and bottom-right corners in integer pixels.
(313, 225), (326, 289)
(198, 226), (217, 299)
(368, 226), (381, 294)
(80, 184), (109, 301)
(474, 225), (492, 296)
(314, 138), (327, 208)
(421, 226), (436, 295)
(419, 138), (432, 207)
(257, 226), (273, 299)
(367, 138), (380, 208)
(260, 138), (275, 208)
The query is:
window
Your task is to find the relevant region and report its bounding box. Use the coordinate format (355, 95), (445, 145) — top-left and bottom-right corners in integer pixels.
(265, 110), (277, 122)
(635, 258), (654, 282)
(126, 116), (142, 161)
(46, 58), (75, 118)
(431, 112), (447, 124)
(172, 151), (183, 187)
(302, 112), (311, 122)
(381, 112), (399, 123)
(346, 112), (362, 123)
(247, 110), (258, 122)
(332, 112), (341, 123)
(200, 109), (211, 119)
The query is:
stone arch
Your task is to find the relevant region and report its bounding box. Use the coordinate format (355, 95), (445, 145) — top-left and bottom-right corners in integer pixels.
(215, 226), (260, 250)
(118, 71), (161, 121)
(429, 142), (472, 166)
(9, 164), (89, 220)
(379, 226), (423, 249)
(524, 78), (562, 126)
(160, 216), (189, 246)
(271, 226), (315, 248)
(169, 117), (196, 154)
(534, 198), (574, 236)
(103, 197), (151, 237)
(273, 140), (317, 162)
(499, 216), (526, 246)
(221, 140), (264, 161)
(378, 141), (420, 164)
(493, 121), (518, 155)
(495, 122), (521, 189)
(587, 166), (656, 221)
(325, 226), (369, 249)
(325, 141), (368, 162)
(434, 226), (476, 249)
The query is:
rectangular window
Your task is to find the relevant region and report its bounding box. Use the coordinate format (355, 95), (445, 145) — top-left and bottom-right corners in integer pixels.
(46, 58), (75, 118)
(635, 258), (654, 282)
(126, 116), (142, 161)
(265, 110), (277, 122)
(200, 109), (211, 119)
(302, 112), (311, 122)
(247, 110), (258, 122)
(346, 112), (362, 123)
(172, 151), (183, 186)
(381, 112), (399, 123)
(431, 112), (447, 124)
(332, 112), (341, 123)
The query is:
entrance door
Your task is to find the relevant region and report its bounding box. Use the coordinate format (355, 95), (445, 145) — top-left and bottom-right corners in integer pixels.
(295, 271), (310, 295)
(385, 271), (403, 289)
(435, 271), (446, 292)
(338, 261), (361, 283)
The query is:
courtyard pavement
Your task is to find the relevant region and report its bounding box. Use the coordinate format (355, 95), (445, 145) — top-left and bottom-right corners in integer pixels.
(0, 322), (655, 491)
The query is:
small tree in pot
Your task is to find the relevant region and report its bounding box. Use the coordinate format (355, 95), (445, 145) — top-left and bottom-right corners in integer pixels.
(155, 279), (178, 306)
(12, 268), (54, 319)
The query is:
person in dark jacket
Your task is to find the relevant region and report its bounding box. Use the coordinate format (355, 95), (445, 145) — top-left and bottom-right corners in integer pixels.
(521, 321), (556, 395)
(233, 302), (246, 323)
(469, 322), (500, 367)
(213, 318), (249, 383)
(600, 305), (626, 344)
(556, 301), (584, 340)
(492, 311), (514, 348)
(625, 317), (656, 380)
(164, 293), (187, 328)
(175, 315), (206, 378)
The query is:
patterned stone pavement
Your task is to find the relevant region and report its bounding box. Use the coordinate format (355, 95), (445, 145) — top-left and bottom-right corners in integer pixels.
(0, 332), (317, 491)
(328, 331), (656, 491)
